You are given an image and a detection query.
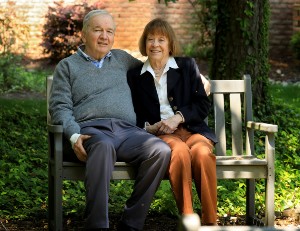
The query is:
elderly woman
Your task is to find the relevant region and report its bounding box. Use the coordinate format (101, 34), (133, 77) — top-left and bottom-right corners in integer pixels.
(127, 18), (218, 225)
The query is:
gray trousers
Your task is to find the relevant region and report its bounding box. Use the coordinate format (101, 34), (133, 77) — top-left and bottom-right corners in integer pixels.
(81, 119), (171, 230)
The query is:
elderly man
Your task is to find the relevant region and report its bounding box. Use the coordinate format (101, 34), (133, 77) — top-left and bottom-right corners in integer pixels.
(49, 10), (171, 231)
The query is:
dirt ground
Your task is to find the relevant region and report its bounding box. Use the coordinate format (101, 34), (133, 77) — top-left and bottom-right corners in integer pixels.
(1, 211), (300, 230)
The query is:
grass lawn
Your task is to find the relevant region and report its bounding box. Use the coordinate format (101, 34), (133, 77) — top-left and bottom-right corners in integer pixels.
(0, 98), (46, 114)
(270, 83), (300, 111)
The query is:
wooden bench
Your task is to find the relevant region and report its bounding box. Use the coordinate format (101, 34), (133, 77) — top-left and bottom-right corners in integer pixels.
(47, 75), (278, 231)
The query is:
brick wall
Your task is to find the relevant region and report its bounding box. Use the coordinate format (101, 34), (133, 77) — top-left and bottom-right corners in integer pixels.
(0, 0), (298, 59)
(269, 0), (299, 57)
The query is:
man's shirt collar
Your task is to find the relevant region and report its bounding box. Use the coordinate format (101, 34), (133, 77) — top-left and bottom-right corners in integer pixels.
(77, 45), (112, 68)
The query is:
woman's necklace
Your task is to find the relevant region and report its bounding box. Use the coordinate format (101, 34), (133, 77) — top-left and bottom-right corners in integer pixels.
(153, 64), (166, 78)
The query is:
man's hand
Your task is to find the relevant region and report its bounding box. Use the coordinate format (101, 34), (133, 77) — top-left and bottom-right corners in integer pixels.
(146, 122), (161, 135)
(156, 114), (182, 135)
(73, 134), (91, 162)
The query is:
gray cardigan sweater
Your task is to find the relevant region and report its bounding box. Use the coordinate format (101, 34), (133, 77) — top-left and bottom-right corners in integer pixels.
(49, 49), (142, 139)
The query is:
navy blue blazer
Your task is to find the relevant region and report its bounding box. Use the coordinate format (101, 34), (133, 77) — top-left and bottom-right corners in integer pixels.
(127, 57), (217, 144)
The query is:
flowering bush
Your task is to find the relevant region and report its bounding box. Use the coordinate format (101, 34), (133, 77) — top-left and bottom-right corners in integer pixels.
(41, 1), (105, 63)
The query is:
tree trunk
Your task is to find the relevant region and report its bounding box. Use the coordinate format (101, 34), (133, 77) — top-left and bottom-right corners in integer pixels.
(211, 0), (270, 109)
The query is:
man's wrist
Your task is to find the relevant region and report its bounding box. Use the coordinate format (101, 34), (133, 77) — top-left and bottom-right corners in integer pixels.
(70, 133), (81, 149)
(144, 122), (150, 131)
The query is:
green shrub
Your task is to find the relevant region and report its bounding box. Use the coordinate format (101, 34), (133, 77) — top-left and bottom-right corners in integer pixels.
(290, 31), (300, 59)
(182, 0), (217, 61)
(0, 65), (51, 94)
(41, 1), (105, 63)
(0, 102), (48, 219)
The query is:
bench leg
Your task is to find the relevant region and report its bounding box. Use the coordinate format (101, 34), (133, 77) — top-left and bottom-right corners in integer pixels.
(246, 179), (255, 225)
(48, 165), (63, 231)
(48, 167), (54, 229)
(265, 166), (275, 226)
(265, 133), (275, 227)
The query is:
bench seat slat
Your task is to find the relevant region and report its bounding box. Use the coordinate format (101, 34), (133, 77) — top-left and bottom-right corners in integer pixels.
(60, 160), (268, 181)
(61, 158), (267, 168)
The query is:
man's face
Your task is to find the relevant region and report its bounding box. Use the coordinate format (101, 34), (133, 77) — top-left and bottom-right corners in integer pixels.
(82, 14), (115, 60)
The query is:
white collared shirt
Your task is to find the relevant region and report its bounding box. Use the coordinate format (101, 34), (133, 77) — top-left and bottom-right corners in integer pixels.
(140, 57), (179, 120)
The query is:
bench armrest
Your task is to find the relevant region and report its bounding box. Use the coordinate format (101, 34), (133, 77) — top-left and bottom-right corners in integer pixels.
(246, 121), (277, 166)
(247, 121), (278, 133)
(48, 124), (63, 133)
(47, 123), (64, 168)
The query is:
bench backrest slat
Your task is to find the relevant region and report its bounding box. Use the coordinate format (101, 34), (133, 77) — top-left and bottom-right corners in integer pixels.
(213, 93), (226, 156)
(210, 75), (253, 157)
(230, 93), (243, 156)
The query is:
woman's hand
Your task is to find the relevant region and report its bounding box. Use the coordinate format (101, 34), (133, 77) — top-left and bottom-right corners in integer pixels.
(73, 135), (91, 162)
(201, 74), (211, 96)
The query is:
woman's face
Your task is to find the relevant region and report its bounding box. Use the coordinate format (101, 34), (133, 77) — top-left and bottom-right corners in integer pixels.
(146, 33), (170, 63)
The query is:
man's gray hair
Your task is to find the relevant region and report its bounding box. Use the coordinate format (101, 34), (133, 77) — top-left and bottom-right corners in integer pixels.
(82, 10), (116, 32)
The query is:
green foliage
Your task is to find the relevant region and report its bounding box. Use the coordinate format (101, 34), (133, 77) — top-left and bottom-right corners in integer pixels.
(290, 31), (300, 59)
(182, 0), (217, 60)
(0, 101), (48, 219)
(217, 180), (247, 216)
(0, 65), (51, 94)
(41, 1), (105, 63)
(270, 83), (300, 112)
(275, 163), (300, 210)
(62, 181), (85, 216)
(236, 0), (255, 45)
(183, 43), (214, 60)
(253, 84), (300, 213)
(109, 181), (134, 213)
(150, 181), (178, 216)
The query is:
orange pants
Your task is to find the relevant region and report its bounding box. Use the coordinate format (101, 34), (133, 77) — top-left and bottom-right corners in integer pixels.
(159, 126), (217, 224)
